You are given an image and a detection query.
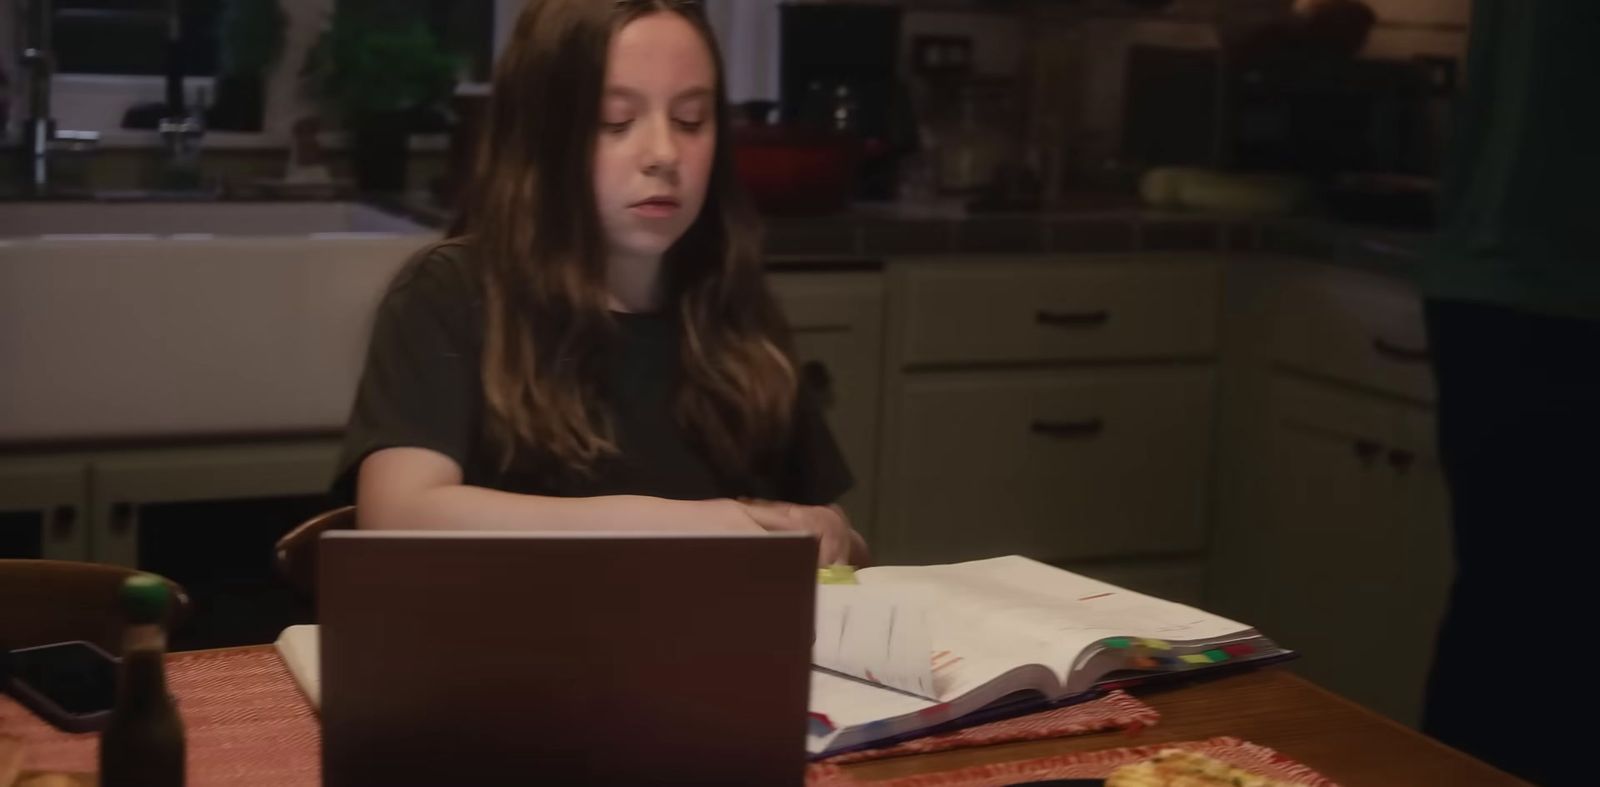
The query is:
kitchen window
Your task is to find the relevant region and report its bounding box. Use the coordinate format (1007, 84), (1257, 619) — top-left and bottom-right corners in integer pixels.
(33, 0), (496, 141)
(48, 1), (491, 80)
(52, 0), (219, 77)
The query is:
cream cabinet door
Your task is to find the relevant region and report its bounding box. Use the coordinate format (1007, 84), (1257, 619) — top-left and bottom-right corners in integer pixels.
(891, 257), (1222, 367)
(769, 272), (885, 537)
(876, 366), (1214, 565)
(1269, 263), (1436, 403)
(1385, 402), (1455, 724)
(1219, 376), (1452, 727)
(0, 456), (91, 560)
(89, 442), (341, 568)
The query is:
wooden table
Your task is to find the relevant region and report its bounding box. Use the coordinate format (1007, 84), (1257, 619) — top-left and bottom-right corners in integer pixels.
(847, 668), (1525, 786)
(4, 647), (1522, 786)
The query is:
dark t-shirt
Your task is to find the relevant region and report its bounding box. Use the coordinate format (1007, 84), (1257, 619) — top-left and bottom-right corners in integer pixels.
(334, 241), (853, 505)
(1422, 0), (1600, 318)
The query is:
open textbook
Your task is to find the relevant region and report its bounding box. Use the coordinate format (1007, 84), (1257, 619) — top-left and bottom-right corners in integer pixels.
(806, 556), (1289, 756)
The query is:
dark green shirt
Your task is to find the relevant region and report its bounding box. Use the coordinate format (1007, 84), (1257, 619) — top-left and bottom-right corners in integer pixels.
(1423, 1), (1600, 318)
(335, 241), (853, 505)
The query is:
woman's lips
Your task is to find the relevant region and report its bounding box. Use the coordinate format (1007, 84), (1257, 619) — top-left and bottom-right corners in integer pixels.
(629, 197), (681, 218)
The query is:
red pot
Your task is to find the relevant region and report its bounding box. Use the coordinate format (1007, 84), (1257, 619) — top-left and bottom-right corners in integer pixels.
(732, 125), (860, 216)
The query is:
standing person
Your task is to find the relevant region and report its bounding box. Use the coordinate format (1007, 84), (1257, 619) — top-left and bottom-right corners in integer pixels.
(1421, 4), (1600, 785)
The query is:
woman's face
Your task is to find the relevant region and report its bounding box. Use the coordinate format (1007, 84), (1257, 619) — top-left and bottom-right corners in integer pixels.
(593, 12), (718, 266)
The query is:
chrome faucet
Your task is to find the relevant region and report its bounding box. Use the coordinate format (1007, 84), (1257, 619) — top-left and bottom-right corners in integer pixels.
(17, 0), (99, 194)
(158, 107), (205, 189)
(156, 0), (204, 188)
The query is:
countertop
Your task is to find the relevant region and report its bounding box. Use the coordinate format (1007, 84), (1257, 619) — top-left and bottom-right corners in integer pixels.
(375, 192), (1427, 275)
(0, 187), (1429, 277)
(0, 191), (1428, 449)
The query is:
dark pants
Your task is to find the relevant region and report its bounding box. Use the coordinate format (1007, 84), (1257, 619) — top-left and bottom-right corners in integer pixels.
(1423, 300), (1599, 787)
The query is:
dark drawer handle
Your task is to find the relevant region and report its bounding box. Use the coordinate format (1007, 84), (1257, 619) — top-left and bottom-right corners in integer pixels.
(1389, 449), (1416, 473)
(1030, 418), (1105, 439)
(1354, 439), (1382, 465)
(50, 505), (78, 540)
(1036, 309), (1110, 328)
(110, 502), (136, 536)
(1372, 337), (1431, 364)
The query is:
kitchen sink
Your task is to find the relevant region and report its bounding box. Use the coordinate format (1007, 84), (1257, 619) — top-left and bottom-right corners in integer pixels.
(0, 200), (430, 239)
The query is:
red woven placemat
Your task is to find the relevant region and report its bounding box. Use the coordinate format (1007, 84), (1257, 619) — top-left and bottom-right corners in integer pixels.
(0, 648), (320, 786)
(806, 736), (1340, 786)
(822, 690), (1159, 765)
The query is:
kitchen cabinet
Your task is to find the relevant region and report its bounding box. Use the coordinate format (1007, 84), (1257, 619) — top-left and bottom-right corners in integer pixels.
(875, 256), (1223, 566)
(878, 366), (1214, 565)
(88, 441), (341, 569)
(0, 441), (338, 647)
(1210, 258), (1452, 728)
(1213, 377), (1451, 727)
(770, 271), (886, 537)
(1268, 262), (1435, 403)
(893, 257), (1220, 367)
(0, 457), (91, 561)
(87, 441), (340, 649)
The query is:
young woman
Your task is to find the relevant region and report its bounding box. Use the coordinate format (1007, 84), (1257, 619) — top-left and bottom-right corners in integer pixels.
(335, 0), (867, 566)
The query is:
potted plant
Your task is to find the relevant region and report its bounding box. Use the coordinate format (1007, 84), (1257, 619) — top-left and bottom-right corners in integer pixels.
(302, 13), (458, 192)
(210, 0), (288, 132)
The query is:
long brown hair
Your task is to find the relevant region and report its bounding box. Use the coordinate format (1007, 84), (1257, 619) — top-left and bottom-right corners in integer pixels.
(450, 0), (797, 487)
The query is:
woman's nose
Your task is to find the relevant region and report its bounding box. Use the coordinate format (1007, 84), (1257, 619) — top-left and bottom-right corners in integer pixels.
(640, 116), (680, 174)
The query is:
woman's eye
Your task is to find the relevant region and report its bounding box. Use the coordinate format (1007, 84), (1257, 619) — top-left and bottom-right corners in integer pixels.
(673, 118), (705, 132)
(602, 120), (634, 134)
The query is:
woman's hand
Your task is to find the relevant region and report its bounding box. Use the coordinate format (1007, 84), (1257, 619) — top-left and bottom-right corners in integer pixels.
(739, 501), (867, 567)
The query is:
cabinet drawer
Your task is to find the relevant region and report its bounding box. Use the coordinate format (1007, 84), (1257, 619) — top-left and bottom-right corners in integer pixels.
(90, 442), (341, 567)
(878, 368), (1214, 564)
(893, 258), (1220, 367)
(1224, 375), (1451, 725)
(1270, 266), (1435, 402)
(769, 273), (885, 532)
(0, 457), (90, 561)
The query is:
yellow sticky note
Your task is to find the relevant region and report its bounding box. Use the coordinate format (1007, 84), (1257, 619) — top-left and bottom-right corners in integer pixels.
(1180, 654), (1213, 665)
(1141, 638), (1173, 651)
(817, 565), (858, 585)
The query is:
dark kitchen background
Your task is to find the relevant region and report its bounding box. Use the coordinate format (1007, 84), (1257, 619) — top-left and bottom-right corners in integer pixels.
(0, 0), (1510, 745)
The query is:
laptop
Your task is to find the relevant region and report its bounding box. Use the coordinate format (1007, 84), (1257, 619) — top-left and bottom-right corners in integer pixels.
(316, 530), (817, 786)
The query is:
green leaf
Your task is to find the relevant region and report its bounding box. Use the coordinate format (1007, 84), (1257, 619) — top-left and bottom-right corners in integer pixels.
(302, 13), (461, 124)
